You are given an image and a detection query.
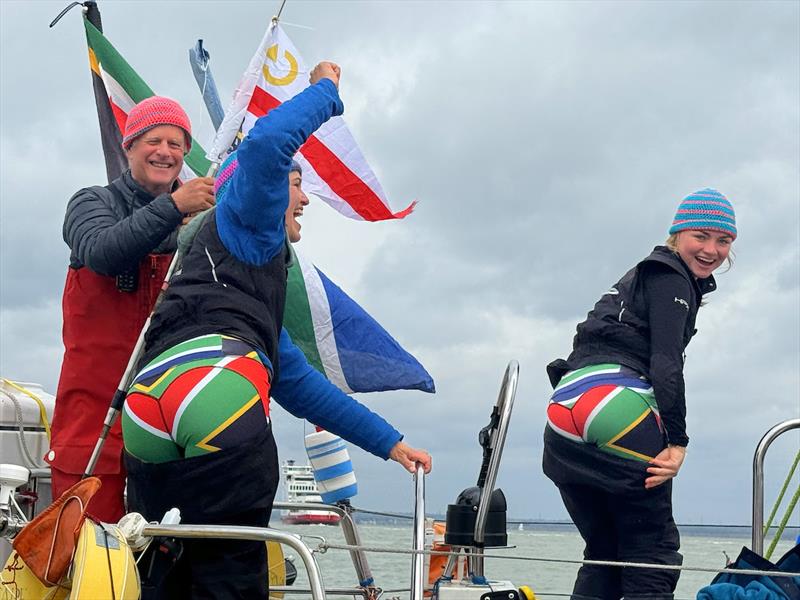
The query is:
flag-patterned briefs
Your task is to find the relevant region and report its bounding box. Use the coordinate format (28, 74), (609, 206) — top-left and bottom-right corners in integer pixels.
(546, 364), (664, 462)
(122, 335), (272, 463)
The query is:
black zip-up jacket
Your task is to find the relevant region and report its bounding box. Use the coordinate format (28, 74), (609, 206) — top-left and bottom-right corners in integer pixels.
(63, 170), (183, 274)
(141, 210), (289, 380)
(547, 246), (716, 446)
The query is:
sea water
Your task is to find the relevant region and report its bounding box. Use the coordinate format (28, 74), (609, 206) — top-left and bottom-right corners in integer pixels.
(280, 522), (799, 600)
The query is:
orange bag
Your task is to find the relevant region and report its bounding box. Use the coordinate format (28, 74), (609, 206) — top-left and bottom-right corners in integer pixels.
(426, 520), (459, 595)
(12, 477), (102, 585)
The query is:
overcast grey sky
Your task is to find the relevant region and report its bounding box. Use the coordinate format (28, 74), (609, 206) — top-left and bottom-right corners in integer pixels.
(1, 0), (798, 526)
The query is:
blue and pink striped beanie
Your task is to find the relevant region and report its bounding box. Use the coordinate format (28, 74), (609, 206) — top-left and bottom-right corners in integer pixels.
(214, 152), (303, 204)
(213, 152), (239, 203)
(669, 188), (737, 239)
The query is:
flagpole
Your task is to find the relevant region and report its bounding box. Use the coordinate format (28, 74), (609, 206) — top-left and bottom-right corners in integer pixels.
(273, 0), (288, 24)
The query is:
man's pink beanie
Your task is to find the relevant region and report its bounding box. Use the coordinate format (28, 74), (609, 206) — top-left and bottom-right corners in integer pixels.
(122, 96), (192, 151)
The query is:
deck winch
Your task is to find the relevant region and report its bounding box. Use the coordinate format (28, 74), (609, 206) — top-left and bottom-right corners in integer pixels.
(445, 486), (507, 548)
(444, 391), (511, 551)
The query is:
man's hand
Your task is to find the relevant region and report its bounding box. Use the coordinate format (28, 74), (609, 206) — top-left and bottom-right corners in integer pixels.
(182, 211), (203, 226)
(645, 445), (686, 489)
(389, 441), (432, 474)
(171, 176), (215, 216)
(310, 61), (341, 89)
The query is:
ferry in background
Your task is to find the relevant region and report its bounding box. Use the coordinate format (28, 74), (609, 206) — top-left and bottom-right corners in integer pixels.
(280, 460), (341, 525)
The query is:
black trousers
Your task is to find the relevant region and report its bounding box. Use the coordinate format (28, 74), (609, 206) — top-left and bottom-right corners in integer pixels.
(151, 511), (270, 600)
(127, 426), (279, 600)
(558, 481), (682, 600)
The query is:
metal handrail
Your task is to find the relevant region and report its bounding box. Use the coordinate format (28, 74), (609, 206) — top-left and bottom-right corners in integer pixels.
(411, 464), (426, 600)
(271, 586), (377, 597)
(273, 500), (374, 586)
(471, 360), (519, 577)
(751, 418), (800, 555)
(143, 523), (326, 599)
(27, 467), (51, 480)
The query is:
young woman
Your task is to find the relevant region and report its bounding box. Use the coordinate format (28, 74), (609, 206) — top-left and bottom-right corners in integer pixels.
(121, 62), (430, 599)
(543, 188), (736, 599)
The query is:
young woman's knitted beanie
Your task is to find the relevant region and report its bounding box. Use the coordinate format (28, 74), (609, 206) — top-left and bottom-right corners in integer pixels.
(122, 96), (192, 152)
(669, 188), (737, 239)
(214, 151), (239, 203)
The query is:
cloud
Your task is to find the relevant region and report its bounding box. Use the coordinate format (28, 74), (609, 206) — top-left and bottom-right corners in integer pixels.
(0, 300), (63, 392)
(0, 0), (797, 524)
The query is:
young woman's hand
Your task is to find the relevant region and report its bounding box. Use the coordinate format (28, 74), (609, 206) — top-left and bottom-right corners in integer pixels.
(310, 62), (341, 88)
(645, 445), (686, 489)
(389, 441), (432, 474)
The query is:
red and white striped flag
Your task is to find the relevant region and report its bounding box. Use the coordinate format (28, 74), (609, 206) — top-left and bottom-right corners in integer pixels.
(208, 22), (414, 221)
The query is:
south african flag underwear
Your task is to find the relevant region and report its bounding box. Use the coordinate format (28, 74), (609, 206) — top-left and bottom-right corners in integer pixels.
(546, 363), (666, 462)
(122, 334), (272, 464)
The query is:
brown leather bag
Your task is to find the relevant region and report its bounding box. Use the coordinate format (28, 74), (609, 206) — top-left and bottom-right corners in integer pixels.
(12, 477), (102, 585)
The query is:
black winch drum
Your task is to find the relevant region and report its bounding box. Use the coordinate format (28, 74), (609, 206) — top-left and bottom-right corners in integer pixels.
(444, 487), (507, 547)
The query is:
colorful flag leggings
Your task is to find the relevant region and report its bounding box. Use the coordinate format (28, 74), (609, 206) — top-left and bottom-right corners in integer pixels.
(122, 334), (272, 463)
(546, 363), (666, 462)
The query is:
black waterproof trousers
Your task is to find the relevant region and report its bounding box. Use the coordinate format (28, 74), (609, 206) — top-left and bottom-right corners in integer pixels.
(126, 426), (279, 599)
(543, 425), (682, 599)
(558, 480), (682, 600)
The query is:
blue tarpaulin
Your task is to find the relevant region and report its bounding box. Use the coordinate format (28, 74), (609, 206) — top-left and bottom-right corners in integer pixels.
(697, 544), (800, 600)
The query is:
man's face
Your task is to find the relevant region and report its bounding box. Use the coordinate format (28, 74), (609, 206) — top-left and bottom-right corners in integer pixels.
(126, 124), (186, 196)
(285, 170), (309, 243)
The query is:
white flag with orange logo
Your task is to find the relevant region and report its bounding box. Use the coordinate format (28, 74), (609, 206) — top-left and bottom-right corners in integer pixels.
(208, 22), (415, 221)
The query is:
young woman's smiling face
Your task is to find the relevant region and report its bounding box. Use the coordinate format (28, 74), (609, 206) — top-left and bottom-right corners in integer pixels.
(674, 229), (733, 279)
(285, 170), (309, 243)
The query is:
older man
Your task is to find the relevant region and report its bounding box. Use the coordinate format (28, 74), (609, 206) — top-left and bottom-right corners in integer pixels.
(47, 97), (215, 521)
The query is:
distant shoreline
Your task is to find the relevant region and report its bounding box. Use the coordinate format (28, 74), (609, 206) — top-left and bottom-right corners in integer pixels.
(350, 512), (800, 539)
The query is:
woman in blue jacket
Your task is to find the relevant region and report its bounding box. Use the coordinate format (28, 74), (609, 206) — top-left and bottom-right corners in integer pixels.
(122, 62), (430, 599)
(543, 189), (736, 599)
